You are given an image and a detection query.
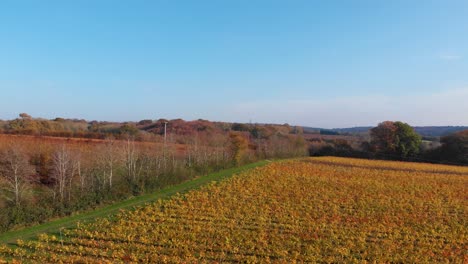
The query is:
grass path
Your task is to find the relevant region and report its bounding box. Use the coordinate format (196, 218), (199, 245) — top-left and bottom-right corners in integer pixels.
(0, 161), (269, 244)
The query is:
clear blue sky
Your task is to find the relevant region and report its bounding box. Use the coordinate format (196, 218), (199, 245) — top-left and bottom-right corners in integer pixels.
(1, 0), (467, 128)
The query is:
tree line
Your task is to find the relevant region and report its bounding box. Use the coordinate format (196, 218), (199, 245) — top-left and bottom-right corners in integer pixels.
(0, 124), (307, 233)
(309, 121), (468, 165)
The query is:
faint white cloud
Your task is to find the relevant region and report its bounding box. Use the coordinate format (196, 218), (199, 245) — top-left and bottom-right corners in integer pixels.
(230, 88), (468, 128)
(438, 54), (462, 61)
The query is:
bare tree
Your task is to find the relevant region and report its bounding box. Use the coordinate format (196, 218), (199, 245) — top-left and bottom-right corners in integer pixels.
(0, 144), (34, 206)
(52, 145), (73, 203)
(124, 138), (142, 182)
(100, 137), (120, 189)
(70, 150), (85, 198)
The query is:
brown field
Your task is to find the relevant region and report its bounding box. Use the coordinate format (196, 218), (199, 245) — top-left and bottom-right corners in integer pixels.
(0, 134), (189, 157)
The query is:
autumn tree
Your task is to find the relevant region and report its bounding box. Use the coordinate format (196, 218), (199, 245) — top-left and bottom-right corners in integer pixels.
(30, 144), (54, 185)
(0, 144), (35, 206)
(231, 123), (250, 132)
(428, 130), (468, 164)
(370, 121), (421, 158)
(370, 121), (398, 153)
(138, 119), (153, 126)
(19, 113), (32, 120)
(229, 132), (249, 165)
(120, 124), (139, 137)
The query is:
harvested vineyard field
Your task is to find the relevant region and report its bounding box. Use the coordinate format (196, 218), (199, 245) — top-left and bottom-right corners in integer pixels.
(1, 157), (467, 263)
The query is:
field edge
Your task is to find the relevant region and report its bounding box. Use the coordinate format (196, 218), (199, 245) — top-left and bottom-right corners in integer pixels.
(0, 160), (271, 244)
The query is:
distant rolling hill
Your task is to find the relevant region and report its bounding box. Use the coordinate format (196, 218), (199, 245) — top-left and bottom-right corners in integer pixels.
(303, 126), (468, 137)
(412, 126), (468, 137)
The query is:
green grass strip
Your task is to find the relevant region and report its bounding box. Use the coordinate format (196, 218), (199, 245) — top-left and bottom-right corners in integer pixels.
(0, 160), (269, 244)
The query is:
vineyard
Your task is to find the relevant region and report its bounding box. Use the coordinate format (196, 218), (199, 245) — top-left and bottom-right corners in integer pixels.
(1, 157), (467, 263)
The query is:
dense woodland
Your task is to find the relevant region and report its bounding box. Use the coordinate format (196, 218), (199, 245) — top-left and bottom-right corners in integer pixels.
(0, 114), (308, 232)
